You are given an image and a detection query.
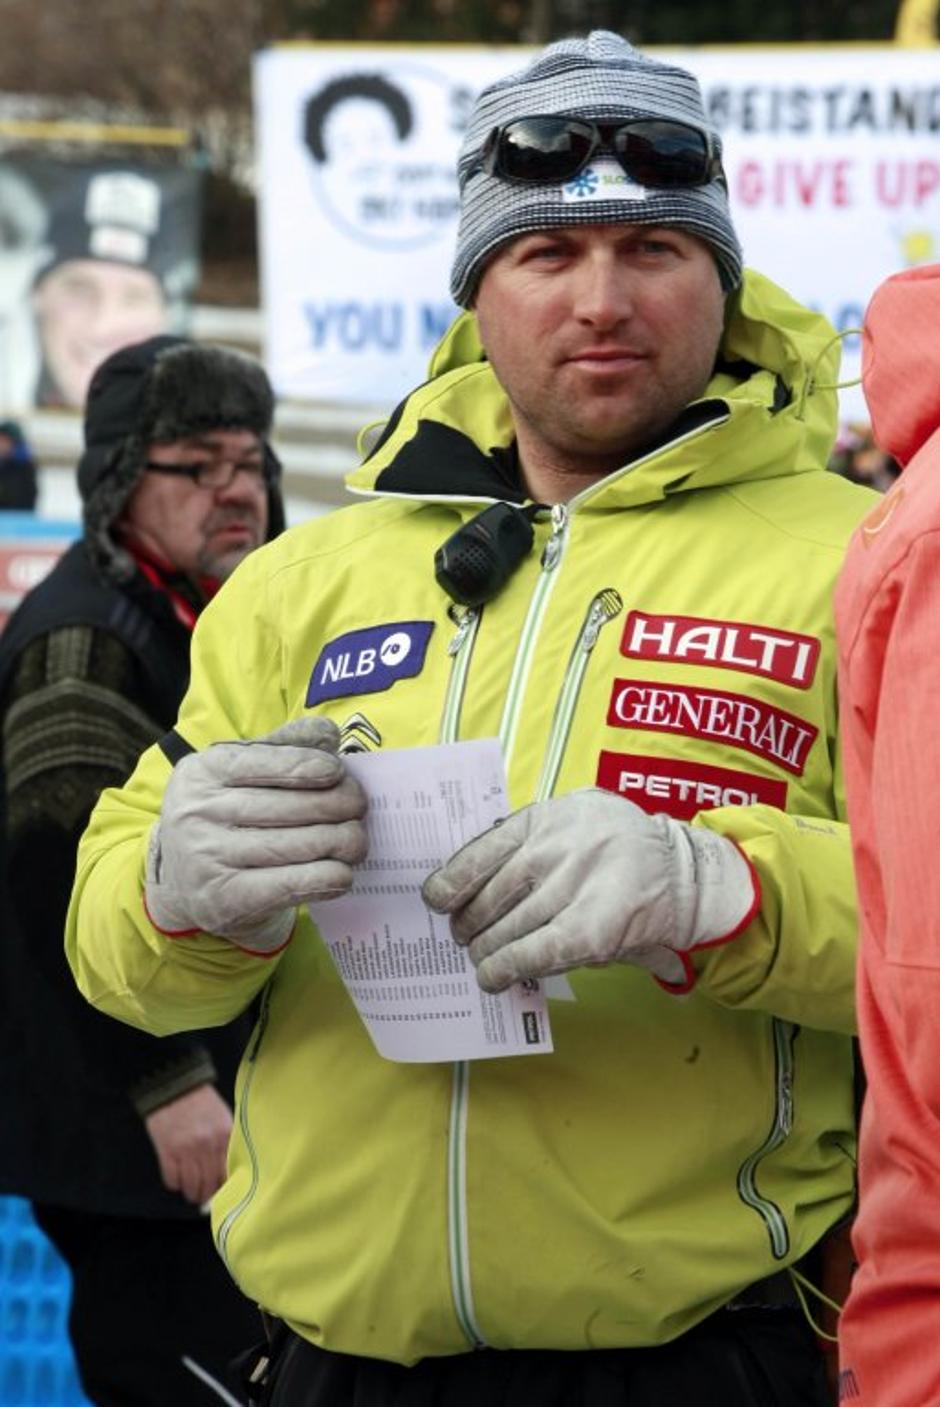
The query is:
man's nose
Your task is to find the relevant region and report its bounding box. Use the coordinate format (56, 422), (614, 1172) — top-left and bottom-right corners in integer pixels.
(213, 469), (266, 504)
(574, 256), (634, 329)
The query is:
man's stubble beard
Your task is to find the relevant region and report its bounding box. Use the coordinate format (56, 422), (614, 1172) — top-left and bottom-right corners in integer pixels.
(196, 509), (264, 582)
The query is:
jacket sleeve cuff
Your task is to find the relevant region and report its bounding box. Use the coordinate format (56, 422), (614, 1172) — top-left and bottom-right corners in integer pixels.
(130, 1046), (217, 1117)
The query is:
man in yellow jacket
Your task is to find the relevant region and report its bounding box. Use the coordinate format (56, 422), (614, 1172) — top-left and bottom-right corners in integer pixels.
(67, 32), (873, 1407)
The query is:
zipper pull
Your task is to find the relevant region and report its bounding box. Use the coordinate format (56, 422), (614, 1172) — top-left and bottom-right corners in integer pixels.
(447, 605), (479, 656)
(779, 1071), (794, 1136)
(582, 588), (623, 650)
(540, 503), (568, 572)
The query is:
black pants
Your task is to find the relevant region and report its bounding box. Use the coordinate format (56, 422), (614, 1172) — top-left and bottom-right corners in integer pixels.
(34, 1202), (262, 1407)
(247, 1307), (832, 1407)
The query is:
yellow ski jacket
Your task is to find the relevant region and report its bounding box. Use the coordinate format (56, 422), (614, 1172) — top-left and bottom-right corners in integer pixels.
(68, 270), (874, 1364)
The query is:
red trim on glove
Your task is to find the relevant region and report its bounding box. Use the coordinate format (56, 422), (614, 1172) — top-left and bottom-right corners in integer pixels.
(143, 892), (202, 939)
(231, 920), (296, 960)
(653, 842), (763, 996)
(653, 949), (699, 996)
(142, 893), (295, 958)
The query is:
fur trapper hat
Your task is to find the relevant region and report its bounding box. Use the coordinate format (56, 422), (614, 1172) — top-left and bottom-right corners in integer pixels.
(78, 335), (285, 581)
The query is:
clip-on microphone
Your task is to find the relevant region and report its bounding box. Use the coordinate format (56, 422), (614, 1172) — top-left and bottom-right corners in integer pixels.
(434, 502), (538, 608)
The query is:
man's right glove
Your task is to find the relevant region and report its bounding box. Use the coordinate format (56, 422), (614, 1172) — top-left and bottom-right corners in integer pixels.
(145, 717), (367, 954)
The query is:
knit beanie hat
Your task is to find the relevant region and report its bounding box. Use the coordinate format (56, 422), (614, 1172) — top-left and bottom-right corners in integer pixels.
(450, 30), (742, 306)
(33, 164), (198, 303)
(78, 335), (285, 581)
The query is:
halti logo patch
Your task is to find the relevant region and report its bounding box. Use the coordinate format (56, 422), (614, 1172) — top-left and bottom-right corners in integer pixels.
(306, 622), (434, 706)
(621, 612), (820, 689)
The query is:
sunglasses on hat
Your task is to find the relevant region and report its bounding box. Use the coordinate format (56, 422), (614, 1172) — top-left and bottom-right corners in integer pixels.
(476, 116), (725, 190)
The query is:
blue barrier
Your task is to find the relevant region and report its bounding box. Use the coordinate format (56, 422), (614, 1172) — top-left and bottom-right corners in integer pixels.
(0, 515), (79, 540)
(0, 1197), (90, 1406)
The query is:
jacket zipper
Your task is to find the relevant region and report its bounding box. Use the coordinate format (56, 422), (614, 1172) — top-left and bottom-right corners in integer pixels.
(736, 1017), (795, 1258)
(439, 513), (570, 1348)
(438, 583), (626, 1349)
(216, 988), (272, 1269)
(535, 588), (623, 801)
(435, 412), (729, 1348)
(440, 605), (482, 745)
(439, 605), (487, 1347)
(498, 504), (570, 762)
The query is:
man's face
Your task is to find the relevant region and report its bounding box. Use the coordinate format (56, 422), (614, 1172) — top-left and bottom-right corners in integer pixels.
(33, 258), (168, 408)
(474, 223), (726, 489)
(118, 429), (269, 583)
(321, 98), (400, 168)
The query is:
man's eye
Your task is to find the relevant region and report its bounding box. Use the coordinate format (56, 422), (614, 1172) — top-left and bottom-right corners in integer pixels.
(524, 243), (567, 262)
(635, 238), (676, 256)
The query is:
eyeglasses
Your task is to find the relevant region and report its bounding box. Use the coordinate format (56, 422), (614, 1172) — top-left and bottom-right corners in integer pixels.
(143, 458), (269, 490)
(477, 116), (725, 190)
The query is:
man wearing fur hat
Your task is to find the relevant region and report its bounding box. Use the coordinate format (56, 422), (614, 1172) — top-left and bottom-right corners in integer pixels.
(0, 336), (284, 1405)
(69, 34), (873, 1406)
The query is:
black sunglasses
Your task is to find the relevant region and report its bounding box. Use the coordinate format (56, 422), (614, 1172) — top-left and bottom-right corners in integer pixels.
(477, 116), (725, 191)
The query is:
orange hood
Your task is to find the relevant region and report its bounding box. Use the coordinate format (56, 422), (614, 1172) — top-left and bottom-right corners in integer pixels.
(862, 263), (940, 468)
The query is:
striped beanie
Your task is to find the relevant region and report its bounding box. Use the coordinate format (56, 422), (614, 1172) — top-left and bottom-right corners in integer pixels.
(450, 31), (742, 306)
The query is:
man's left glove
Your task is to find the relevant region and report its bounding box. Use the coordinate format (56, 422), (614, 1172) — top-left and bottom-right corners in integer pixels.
(422, 788), (759, 992)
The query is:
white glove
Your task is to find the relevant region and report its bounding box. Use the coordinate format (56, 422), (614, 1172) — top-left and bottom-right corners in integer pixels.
(145, 717), (368, 954)
(422, 788), (758, 992)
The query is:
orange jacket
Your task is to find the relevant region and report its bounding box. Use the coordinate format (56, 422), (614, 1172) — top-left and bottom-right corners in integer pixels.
(836, 263), (940, 1407)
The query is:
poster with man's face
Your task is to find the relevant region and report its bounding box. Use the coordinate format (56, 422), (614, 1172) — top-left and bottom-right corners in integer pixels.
(255, 46), (502, 406)
(301, 70), (463, 249)
(0, 157), (201, 412)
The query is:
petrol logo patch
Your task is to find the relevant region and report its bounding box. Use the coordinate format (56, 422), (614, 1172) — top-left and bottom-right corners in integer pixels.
(596, 750), (788, 821)
(607, 679), (818, 776)
(620, 611), (820, 690)
(306, 622), (434, 706)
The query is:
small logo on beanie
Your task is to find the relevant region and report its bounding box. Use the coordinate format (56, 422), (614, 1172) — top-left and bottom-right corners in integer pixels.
(83, 171), (162, 266)
(561, 158), (648, 205)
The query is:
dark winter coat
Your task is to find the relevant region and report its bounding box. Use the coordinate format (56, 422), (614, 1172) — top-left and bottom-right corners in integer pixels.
(0, 540), (253, 1217)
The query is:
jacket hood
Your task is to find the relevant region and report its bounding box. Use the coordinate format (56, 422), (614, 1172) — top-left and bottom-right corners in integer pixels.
(348, 268), (841, 510)
(861, 263), (940, 469)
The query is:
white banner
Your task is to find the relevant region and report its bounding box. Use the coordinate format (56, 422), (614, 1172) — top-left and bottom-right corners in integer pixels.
(254, 43), (940, 421)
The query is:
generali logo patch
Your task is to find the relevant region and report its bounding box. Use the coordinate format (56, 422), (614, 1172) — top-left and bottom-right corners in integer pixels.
(596, 750), (788, 822)
(607, 678), (818, 776)
(620, 611), (820, 690)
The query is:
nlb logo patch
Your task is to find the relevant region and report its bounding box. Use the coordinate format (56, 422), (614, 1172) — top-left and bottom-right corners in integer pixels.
(306, 621), (434, 706)
(607, 678), (818, 776)
(596, 750), (787, 822)
(621, 612), (820, 690)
